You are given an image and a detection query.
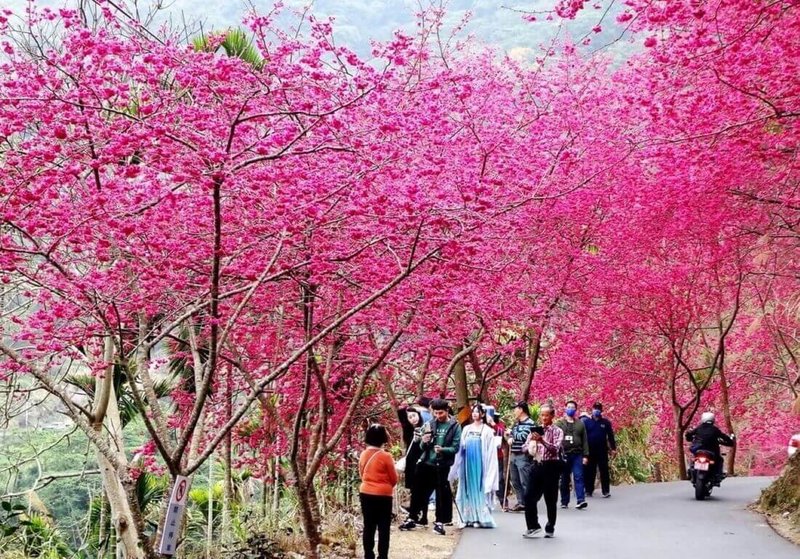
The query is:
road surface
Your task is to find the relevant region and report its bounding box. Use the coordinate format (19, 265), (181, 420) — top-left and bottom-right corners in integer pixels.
(452, 476), (797, 558)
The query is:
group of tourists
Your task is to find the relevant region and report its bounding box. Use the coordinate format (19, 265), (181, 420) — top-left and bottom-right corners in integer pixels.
(357, 396), (617, 559)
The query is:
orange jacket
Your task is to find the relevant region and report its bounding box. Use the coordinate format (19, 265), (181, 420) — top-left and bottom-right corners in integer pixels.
(359, 447), (398, 497)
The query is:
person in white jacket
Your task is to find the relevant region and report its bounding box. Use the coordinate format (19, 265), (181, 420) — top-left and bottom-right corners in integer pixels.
(449, 404), (500, 528)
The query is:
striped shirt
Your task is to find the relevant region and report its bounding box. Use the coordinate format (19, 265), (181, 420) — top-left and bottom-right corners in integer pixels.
(510, 417), (537, 453)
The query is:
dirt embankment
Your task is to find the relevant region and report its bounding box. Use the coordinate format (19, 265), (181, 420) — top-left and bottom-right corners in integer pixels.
(756, 453), (800, 546)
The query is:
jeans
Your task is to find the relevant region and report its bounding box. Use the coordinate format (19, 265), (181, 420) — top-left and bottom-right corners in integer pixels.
(509, 453), (532, 505)
(525, 460), (561, 532)
(408, 462), (453, 524)
(360, 493), (392, 559)
(560, 453), (586, 505)
(585, 449), (610, 495)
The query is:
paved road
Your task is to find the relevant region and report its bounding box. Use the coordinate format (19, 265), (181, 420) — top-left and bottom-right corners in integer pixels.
(453, 477), (797, 558)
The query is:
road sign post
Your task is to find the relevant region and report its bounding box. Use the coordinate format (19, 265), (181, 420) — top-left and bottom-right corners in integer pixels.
(158, 475), (189, 556)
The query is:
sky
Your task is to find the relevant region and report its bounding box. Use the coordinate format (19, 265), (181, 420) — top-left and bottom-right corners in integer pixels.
(3, 0), (634, 61)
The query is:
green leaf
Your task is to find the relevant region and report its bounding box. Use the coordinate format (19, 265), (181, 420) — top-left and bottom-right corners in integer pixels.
(3, 525), (18, 536)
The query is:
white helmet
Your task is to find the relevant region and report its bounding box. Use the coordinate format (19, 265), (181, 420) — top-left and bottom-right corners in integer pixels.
(701, 412), (715, 424)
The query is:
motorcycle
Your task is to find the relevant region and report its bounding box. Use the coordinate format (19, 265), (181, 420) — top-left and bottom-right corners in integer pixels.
(687, 434), (735, 501)
(688, 449), (721, 500)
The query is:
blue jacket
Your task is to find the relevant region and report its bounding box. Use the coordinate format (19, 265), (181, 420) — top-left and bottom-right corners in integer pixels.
(582, 416), (616, 453)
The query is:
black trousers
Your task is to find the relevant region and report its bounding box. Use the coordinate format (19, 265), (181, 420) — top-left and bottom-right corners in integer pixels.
(524, 460), (561, 532)
(496, 455), (507, 503)
(585, 450), (610, 495)
(408, 462), (453, 524)
(360, 493), (392, 559)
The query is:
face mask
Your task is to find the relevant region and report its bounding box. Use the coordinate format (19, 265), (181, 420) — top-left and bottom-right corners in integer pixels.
(592, 410), (602, 418)
(566, 408), (577, 417)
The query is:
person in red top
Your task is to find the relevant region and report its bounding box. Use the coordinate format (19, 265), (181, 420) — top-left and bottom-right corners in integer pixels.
(359, 424), (398, 559)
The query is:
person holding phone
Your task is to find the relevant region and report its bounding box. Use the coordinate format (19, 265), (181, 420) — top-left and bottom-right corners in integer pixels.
(399, 398), (461, 535)
(522, 403), (564, 539)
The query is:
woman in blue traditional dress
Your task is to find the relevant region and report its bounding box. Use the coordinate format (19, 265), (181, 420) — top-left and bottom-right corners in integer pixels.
(449, 404), (499, 528)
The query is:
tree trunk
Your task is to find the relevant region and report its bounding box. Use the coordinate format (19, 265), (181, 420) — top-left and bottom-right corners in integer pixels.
(673, 405), (688, 480)
(272, 456), (280, 519)
(520, 330), (541, 403)
(221, 365), (233, 543)
(453, 346), (469, 413)
(94, 339), (145, 559)
(295, 477), (322, 559)
(717, 345), (736, 476)
(206, 459), (213, 559)
(97, 490), (109, 559)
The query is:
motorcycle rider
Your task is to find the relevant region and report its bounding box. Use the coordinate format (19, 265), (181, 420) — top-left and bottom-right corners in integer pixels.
(685, 412), (735, 481)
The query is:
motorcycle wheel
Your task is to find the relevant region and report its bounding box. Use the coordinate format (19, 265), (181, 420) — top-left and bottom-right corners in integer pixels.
(694, 473), (707, 500)
(695, 482), (706, 500)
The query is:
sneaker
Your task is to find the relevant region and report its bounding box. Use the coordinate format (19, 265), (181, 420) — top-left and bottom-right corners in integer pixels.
(511, 504), (526, 512)
(560, 504), (568, 509)
(443, 522), (453, 527)
(433, 522), (446, 536)
(602, 493), (611, 498)
(523, 527), (542, 539)
(586, 492), (594, 498)
(398, 519), (416, 531)
(544, 531), (555, 538)
(577, 501), (588, 510)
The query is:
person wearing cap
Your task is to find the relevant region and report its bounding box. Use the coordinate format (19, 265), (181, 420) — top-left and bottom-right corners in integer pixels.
(582, 402), (617, 498)
(506, 401), (537, 511)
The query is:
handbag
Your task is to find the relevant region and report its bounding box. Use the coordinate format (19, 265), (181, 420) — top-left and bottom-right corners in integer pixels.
(395, 441), (413, 473)
(527, 439), (538, 457)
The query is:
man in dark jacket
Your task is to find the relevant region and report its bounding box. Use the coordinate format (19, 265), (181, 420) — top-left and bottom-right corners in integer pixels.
(556, 400), (589, 509)
(685, 412), (735, 479)
(582, 402), (616, 498)
(399, 399), (461, 535)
